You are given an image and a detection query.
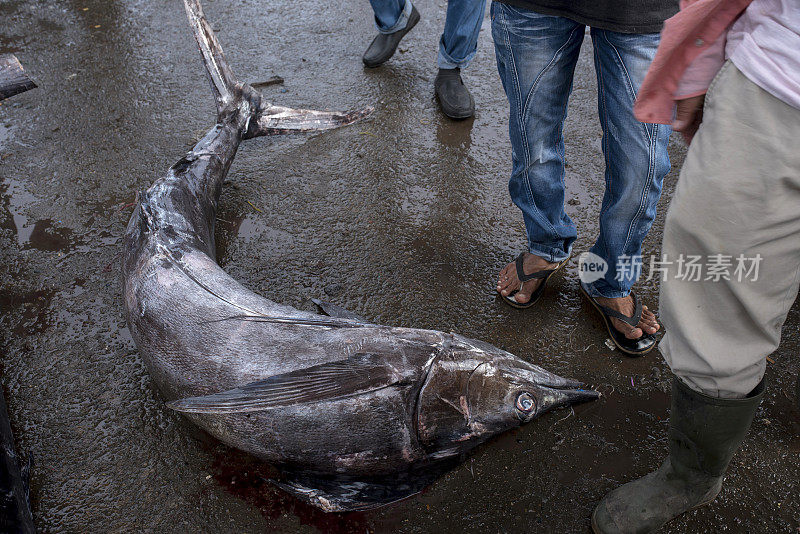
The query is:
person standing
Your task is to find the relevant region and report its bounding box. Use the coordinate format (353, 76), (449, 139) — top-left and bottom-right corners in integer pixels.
(592, 0), (800, 532)
(492, 0), (678, 355)
(363, 0), (486, 119)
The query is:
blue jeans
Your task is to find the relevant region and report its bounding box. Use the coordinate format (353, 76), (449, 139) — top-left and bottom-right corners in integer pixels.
(491, 2), (671, 298)
(370, 0), (487, 69)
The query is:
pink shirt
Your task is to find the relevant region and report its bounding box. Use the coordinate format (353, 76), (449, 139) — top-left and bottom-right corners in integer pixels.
(634, 0), (752, 124)
(676, 0), (800, 105)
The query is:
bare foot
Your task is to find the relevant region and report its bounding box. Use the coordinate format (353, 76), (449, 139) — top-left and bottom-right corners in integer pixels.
(496, 253), (559, 305)
(594, 295), (660, 339)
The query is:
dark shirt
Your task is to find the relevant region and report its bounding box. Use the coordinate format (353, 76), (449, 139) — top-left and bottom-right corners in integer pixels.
(495, 0), (680, 34)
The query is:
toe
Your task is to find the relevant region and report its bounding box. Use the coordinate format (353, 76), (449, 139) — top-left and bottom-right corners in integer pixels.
(640, 306), (660, 333)
(641, 324), (657, 335)
(625, 325), (644, 340)
(499, 280), (519, 297)
(613, 318), (643, 340)
(512, 290), (530, 305)
(497, 263), (518, 293)
(513, 280), (535, 304)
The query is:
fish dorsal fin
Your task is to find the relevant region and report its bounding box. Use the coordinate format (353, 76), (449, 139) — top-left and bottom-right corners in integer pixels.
(167, 353), (401, 414)
(311, 298), (368, 322)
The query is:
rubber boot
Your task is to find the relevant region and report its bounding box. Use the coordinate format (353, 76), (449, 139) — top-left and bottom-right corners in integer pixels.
(362, 6), (420, 68)
(592, 377), (765, 534)
(434, 67), (475, 119)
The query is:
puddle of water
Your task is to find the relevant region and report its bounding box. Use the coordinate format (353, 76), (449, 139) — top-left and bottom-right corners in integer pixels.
(0, 287), (55, 337)
(24, 219), (74, 251)
(0, 174), (81, 253)
(216, 212), (294, 262)
(1, 174), (38, 247)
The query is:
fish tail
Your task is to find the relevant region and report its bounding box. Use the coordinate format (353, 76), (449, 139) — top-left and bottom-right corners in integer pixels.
(183, 0), (250, 120)
(183, 0), (370, 137)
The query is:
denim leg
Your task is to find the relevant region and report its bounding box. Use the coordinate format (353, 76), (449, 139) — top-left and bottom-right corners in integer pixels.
(438, 0), (487, 69)
(370, 0), (413, 34)
(491, 2), (584, 262)
(587, 28), (671, 298)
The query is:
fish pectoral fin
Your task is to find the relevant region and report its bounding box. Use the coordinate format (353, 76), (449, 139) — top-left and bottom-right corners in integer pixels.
(311, 298), (368, 322)
(167, 353), (402, 414)
(270, 466), (451, 512)
(248, 104), (373, 136)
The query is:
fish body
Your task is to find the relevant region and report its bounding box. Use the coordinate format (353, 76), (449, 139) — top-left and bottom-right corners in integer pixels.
(122, 0), (599, 511)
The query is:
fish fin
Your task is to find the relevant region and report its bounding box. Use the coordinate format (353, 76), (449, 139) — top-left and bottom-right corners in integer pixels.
(183, 0), (370, 135)
(167, 353), (402, 414)
(270, 466), (454, 512)
(311, 298), (367, 322)
(0, 54), (37, 101)
(183, 0), (239, 112)
(250, 104), (373, 136)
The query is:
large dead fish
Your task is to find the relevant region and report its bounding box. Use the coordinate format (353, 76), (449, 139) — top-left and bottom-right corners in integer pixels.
(122, 0), (599, 512)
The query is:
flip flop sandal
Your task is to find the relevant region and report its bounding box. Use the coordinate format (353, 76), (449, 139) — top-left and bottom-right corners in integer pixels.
(579, 283), (658, 356)
(501, 253), (568, 310)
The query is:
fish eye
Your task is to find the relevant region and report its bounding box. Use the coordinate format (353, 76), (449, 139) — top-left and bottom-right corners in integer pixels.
(515, 392), (536, 413)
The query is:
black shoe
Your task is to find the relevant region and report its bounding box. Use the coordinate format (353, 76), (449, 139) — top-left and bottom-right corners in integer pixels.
(592, 377), (765, 534)
(434, 68), (475, 119)
(362, 6), (420, 68)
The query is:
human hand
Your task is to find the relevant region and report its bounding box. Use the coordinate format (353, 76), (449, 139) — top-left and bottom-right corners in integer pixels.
(672, 94), (705, 145)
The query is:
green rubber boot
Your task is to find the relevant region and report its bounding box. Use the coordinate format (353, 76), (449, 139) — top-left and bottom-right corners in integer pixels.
(592, 377), (765, 534)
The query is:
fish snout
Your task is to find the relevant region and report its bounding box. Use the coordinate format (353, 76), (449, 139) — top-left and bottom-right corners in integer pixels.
(493, 360), (601, 419)
(522, 383), (601, 421)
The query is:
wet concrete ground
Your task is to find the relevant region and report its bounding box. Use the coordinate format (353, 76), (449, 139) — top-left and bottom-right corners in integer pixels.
(1, 0), (798, 532)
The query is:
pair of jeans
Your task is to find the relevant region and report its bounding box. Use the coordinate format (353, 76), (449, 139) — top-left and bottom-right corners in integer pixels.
(491, 2), (671, 298)
(370, 0), (487, 69)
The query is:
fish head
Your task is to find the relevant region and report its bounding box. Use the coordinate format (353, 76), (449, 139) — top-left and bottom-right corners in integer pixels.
(416, 337), (599, 455)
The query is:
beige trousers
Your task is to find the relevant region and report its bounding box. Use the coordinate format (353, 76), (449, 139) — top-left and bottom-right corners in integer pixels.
(659, 62), (800, 398)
